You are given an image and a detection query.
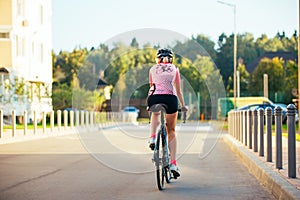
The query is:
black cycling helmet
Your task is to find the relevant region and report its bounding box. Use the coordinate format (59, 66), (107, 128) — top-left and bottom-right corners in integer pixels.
(156, 48), (173, 58)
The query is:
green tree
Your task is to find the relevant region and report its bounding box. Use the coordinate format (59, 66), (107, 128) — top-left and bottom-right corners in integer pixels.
(216, 33), (234, 86)
(237, 63), (250, 96)
(52, 83), (72, 111)
(192, 34), (217, 60)
(248, 57), (285, 101)
(284, 60), (298, 103)
(236, 33), (258, 66)
(173, 34), (216, 62)
(53, 48), (88, 87)
(85, 44), (110, 77)
(193, 55), (224, 99)
(72, 87), (95, 111)
(130, 37), (139, 48)
(255, 34), (269, 56)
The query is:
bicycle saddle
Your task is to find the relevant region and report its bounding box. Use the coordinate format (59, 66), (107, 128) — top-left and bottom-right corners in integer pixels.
(148, 104), (168, 112)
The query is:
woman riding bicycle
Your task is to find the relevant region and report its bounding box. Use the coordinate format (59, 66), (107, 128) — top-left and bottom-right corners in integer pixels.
(147, 48), (188, 178)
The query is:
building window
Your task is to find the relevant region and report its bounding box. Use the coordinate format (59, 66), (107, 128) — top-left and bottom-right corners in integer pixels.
(0, 32), (10, 39)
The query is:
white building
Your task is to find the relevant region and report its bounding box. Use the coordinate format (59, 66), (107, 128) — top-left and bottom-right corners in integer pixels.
(0, 0), (53, 122)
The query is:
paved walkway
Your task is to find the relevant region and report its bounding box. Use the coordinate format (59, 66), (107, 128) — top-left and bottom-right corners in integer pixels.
(224, 132), (300, 199)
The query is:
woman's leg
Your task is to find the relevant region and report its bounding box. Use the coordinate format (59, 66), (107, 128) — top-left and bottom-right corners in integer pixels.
(150, 112), (160, 137)
(166, 112), (178, 163)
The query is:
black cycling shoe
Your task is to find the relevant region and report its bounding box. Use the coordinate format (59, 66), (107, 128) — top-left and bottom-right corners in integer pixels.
(170, 164), (181, 179)
(149, 143), (155, 150)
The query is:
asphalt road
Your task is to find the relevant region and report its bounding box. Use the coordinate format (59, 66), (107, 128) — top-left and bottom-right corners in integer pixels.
(0, 123), (276, 200)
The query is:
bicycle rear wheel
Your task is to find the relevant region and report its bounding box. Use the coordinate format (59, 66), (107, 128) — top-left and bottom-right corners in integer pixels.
(154, 131), (165, 190)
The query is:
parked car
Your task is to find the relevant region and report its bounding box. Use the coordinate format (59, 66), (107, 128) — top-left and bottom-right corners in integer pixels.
(122, 106), (140, 118)
(237, 103), (288, 123)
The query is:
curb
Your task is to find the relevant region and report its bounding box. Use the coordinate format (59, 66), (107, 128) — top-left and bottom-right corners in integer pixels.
(223, 134), (300, 200)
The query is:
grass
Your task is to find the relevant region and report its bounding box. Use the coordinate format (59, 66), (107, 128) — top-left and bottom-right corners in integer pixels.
(4, 124), (43, 130)
(3, 123), (63, 131)
(137, 118), (150, 123)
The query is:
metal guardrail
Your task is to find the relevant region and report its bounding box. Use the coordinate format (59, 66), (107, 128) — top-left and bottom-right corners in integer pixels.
(228, 104), (297, 178)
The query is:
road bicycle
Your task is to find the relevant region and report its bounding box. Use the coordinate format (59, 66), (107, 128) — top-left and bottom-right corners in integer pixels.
(149, 103), (172, 190)
(149, 104), (187, 190)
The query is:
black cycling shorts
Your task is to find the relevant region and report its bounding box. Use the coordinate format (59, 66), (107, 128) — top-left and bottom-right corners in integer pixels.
(147, 94), (178, 114)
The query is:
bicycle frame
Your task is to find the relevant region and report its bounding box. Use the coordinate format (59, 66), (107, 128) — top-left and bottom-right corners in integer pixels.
(151, 104), (172, 190)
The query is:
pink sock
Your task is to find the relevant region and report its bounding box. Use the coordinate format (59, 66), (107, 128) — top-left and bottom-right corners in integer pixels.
(151, 133), (156, 138)
(171, 160), (177, 166)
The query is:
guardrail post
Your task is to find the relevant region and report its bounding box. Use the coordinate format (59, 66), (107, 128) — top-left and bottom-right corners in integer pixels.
(230, 111), (233, 137)
(42, 112), (46, 133)
(232, 111), (234, 137)
(253, 109), (258, 152)
(237, 111), (240, 141)
(275, 106), (282, 169)
(227, 111), (233, 136)
(90, 111), (94, 126)
(24, 110), (27, 136)
(85, 111), (89, 126)
(95, 112), (99, 125)
(50, 110), (54, 132)
(287, 104), (296, 178)
(233, 111), (236, 139)
(248, 110), (252, 149)
(12, 110), (16, 137)
(240, 111), (243, 143)
(76, 111), (80, 127)
(57, 110), (61, 131)
(64, 110), (68, 129)
(81, 110), (84, 126)
(244, 111), (247, 146)
(0, 110), (2, 138)
(70, 110), (74, 128)
(266, 107), (272, 162)
(33, 111), (37, 135)
(258, 108), (264, 157)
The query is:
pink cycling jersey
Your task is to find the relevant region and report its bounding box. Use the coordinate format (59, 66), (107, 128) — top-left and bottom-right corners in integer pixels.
(148, 63), (181, 96)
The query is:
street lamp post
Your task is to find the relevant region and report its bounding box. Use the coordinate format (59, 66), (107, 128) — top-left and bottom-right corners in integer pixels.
(218, 1), (237, 109)
(298, 0), (300, 134)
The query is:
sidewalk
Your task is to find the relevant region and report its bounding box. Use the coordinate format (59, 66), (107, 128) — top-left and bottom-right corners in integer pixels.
(0, 123), (129, 144)
(223, 133), (300, 200)
(0, 127), (78, 144)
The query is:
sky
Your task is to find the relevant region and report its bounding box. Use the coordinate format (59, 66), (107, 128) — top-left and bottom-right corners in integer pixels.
(52, 0), (299, 53)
